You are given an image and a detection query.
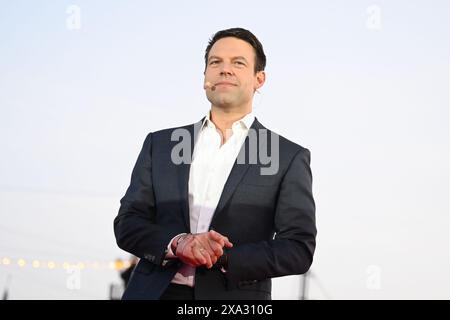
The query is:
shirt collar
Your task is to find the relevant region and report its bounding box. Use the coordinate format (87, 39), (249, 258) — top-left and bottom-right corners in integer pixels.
(201, 110), (255, 131)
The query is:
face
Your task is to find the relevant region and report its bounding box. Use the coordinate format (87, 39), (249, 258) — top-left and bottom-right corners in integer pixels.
(204, 37), (265, 111)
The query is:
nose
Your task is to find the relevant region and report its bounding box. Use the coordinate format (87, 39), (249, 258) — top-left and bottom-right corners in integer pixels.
(219, 62), (233, 76)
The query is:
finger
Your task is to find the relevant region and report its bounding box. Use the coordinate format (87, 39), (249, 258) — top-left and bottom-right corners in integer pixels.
(207, 239), (224, 257)
(201, 241), (218, 264)
(223, 237), (233, 248)
(192, 246), (207, 265)
(209, 230), (233, 248)
(208, 230), (226, 248)
(203, 251), (213, 269)
(209, 229), (224, 242)
(199, 247), (213, 268)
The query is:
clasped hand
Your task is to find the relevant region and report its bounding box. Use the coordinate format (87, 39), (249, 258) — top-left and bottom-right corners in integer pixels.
(175, 230), (233, 269)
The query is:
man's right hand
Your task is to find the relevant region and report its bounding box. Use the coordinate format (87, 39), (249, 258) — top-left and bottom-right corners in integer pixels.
(174, 230), (233, 268)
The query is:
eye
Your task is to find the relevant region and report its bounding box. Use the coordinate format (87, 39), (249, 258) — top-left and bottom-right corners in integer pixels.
(209, 60), (219, 65)
(233, 61), (246, 67)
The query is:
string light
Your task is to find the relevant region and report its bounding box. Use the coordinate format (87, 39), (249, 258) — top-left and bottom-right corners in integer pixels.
(114, 260), (124, 270)
(0, 257), (132, 271)
(17, 259), (26, 267)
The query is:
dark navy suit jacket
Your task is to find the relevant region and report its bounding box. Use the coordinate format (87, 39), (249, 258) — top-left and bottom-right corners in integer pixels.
(114, 117), (316, 300)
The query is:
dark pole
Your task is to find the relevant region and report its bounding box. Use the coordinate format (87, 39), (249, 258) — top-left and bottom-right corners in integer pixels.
(2, 275), (12, 300)
(300, 272), (308, 300)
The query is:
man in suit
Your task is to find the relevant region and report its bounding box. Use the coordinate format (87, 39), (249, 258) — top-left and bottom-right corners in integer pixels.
(114, 27), (316, 300)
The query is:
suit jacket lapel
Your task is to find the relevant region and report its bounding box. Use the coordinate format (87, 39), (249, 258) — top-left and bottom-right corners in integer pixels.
(177, 118), (204, 232)
(210, 118), (264, 226)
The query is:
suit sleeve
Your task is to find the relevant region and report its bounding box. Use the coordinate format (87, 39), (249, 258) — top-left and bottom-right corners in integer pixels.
(113, 133), (182, 266)
(225, 147), (317, 283)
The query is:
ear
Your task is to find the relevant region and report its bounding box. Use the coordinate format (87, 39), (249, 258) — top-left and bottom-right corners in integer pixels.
(254, 71), (266, 90)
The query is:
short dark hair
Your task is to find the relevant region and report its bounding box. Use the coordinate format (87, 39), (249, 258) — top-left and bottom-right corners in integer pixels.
(204, 27), (266, 74)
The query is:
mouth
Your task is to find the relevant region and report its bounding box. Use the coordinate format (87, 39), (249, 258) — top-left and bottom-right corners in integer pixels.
(215, 82), (237, 87)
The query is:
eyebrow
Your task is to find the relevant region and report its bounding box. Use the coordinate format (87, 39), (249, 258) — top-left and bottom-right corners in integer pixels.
(208, 55), (249, 63)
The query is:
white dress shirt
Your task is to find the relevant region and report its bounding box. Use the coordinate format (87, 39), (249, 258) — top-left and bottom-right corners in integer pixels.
(169, 110), (255, 287)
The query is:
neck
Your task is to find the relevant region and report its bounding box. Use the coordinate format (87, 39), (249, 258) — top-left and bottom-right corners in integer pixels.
(210, 105), (252, 132)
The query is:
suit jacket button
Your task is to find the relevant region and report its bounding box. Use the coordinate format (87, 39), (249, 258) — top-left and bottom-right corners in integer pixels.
(144, 254), (154, 262)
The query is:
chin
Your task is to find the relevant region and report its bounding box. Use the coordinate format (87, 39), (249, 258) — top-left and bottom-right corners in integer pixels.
(207, 94), (235, 107)
(216, 99), (236, 108)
